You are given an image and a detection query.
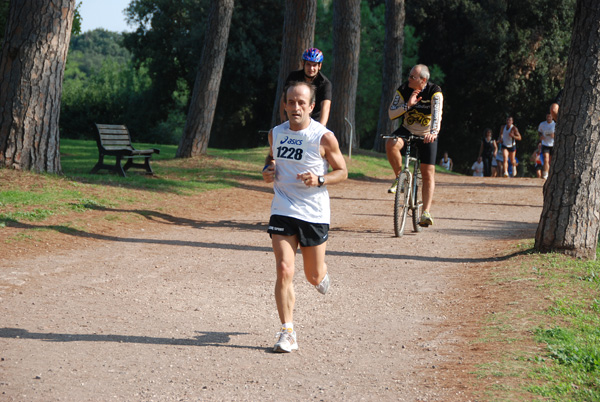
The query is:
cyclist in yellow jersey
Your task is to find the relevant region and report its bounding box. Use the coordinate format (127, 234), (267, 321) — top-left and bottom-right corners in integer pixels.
(386, 64), (443, 227)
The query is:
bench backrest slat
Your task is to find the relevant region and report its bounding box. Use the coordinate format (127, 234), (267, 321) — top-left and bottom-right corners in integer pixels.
(95, 124), (134, 150)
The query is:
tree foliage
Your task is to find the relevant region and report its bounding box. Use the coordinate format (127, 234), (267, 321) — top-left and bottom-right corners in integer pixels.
(123, 0), (283, 148)
(60, 29), (176, 143)
(57, 0), (574, 169)
(406, 0), (575, 170)
(67, 29), (132, 77)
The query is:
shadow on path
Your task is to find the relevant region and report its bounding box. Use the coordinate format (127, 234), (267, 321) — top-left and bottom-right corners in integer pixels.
(0, 328), (267, 351)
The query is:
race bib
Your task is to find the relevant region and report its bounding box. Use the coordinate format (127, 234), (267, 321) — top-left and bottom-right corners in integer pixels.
(274, 134), (307, 162)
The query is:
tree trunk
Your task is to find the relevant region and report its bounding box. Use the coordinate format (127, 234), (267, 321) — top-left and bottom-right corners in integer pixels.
(0, 0), (75, 173)
(176, 0), (234, 158)
(329, 0), (361, 152)
(373, 0), (404, 153)
(270, 0), (317, 129)
(534, 0), (600, 260)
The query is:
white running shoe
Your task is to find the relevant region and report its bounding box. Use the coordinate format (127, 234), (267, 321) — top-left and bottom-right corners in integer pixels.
(315, 273), (330, 295)
(273, 329), (298, 353)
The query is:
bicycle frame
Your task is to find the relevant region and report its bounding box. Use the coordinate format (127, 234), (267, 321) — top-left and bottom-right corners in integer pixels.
(382, 134), (423, 236)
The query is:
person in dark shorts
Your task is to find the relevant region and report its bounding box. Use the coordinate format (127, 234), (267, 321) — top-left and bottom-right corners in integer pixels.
(498, 116), (522, 177)
(538, 112), (555, 179)
(385, 64), (444, 227)
(262, 81), (347, 353)
(479, 128), (497, 177)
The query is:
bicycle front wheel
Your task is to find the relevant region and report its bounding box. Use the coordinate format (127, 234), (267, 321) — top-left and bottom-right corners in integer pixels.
(411, 165), (423, 232)
(394, 172), (411, 237)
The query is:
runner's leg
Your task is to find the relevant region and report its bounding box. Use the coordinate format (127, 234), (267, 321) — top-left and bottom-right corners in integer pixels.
(543, 151), (551, 178)
(502, 148), (509, 176)
(300, 242), (327, 287)
(272, 234), (298, 324)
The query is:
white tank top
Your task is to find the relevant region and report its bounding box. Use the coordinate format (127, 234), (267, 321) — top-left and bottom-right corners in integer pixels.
(502, 125), (515, 148)
(271, 119), (331, 224)
(538, 121), (555, 147)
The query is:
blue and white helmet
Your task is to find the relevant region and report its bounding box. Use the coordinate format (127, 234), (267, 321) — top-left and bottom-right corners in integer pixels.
(302, 48), (323, 63)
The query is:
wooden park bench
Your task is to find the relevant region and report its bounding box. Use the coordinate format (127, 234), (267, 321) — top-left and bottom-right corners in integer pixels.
(90, 124), (160, 177)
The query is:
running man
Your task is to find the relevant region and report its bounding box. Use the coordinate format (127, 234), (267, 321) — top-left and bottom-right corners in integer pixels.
(385, 64), (443, 227)
(538, 112), (555, 179)
(263, 81), (347, 353)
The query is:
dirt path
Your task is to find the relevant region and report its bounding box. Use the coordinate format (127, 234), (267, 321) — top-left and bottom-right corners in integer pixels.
(0, 173), (543, 401)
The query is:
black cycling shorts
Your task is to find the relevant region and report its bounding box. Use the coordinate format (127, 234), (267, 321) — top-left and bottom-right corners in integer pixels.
(390, 126), (438, 165)
(267, 215), (329, 247)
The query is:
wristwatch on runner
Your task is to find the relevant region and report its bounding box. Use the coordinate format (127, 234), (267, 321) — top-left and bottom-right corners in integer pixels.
(318, 176), (325, 187)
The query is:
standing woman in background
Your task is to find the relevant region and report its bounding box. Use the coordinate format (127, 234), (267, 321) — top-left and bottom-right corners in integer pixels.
(479, 128), (497, 177)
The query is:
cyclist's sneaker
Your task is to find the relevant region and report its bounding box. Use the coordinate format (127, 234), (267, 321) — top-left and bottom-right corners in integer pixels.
(419, 211), (434, 227)
(315, 273), (330, 295)
(387, 178), (399, 194)
(273, 329), (298, 353)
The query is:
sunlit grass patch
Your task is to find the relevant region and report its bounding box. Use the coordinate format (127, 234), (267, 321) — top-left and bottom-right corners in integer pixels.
(475, 249), (600, 401)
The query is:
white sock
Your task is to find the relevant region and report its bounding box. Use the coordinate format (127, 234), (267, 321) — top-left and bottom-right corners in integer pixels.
(282, 323), (293, 332)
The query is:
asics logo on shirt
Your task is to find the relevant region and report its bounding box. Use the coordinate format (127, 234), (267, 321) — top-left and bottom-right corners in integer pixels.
(279, 136), (303, 146)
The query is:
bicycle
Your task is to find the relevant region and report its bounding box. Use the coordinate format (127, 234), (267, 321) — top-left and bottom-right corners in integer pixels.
(382, 134), (423, 237)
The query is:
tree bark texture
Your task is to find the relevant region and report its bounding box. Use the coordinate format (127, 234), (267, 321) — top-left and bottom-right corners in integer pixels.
(534, 0), (600, 259)
(330, 0), (361, 152)
(0, 0), (75, 173)
(270, 0), (317, 128)
(373, 0), (404, 153)
(177, 0), (234, 158)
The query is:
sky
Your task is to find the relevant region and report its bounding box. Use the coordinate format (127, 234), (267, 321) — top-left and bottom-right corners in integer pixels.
(78, 0), (134, 33)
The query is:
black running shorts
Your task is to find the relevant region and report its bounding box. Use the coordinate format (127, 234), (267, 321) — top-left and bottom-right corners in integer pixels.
(267, 215), (329, 247)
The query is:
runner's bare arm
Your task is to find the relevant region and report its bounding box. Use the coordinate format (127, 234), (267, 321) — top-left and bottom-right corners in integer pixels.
(262, 130), (275, 183)
(319, 131), (348, 186)
(511, 126), (522, 141)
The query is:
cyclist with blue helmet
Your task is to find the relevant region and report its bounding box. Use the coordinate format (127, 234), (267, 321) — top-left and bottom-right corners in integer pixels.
(279, 48), (332, 126)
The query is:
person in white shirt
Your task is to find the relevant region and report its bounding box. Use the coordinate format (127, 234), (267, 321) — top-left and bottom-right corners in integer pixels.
(498, 116), (522, 177)
(439, 152), (453, 171)
(538, 112), (555, 179)
(262, 81), (347, 353)
(471, 156), (484, 177)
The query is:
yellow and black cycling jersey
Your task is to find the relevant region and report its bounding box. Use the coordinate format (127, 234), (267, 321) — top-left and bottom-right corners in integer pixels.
(389, 81), (443, 136)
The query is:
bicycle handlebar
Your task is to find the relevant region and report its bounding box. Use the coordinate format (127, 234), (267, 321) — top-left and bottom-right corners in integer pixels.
(380, 134), (424, 142)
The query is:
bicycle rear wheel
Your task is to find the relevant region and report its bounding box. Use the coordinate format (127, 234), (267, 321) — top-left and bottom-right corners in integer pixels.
(394, 172), (411, 237)
(411, 165), (423, 232)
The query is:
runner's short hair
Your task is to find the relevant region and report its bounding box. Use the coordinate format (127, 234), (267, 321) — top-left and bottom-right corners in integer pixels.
(283, 81), (316, 106)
